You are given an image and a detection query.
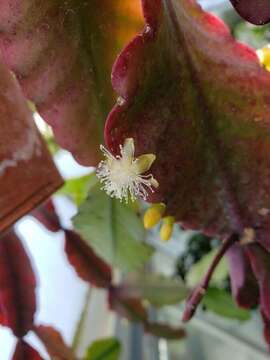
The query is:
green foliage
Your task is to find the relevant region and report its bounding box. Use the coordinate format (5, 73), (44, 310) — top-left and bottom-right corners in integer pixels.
(186, 249), (229, 288)
(84, 338), (121, 360)
(202, 287), (251, 321)
(121, 273), (188, 307)
(234, 21), (270, 49)
(60, 173), (97, 206)
(45, 135), (60, 155)
(73, 179), (154, 272)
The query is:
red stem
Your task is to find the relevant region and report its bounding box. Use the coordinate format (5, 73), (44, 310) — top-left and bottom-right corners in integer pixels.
(182, 233), (238, 322)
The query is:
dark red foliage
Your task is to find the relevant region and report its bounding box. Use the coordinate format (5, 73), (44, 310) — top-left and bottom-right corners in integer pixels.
(0, 306), (5, 325)
(245, 244), (270, 319)
(227, 244), (259, 309)
(12, 341), (43, 360)
(31, 199), (61, 232)
(105, 2), (270, 346)
(0, 1), (143, 166)
(0, 58), (62, 233)
(34, 325), (76, 360)
(105, 0), (270, 246)
(64, 230), (112, 288)
(0, 230), (36, 337)
(229, 0), (270, 25)
(2, 0), (270, 350)
(261, 310), (270, 351)
(109, 287), (148, 323)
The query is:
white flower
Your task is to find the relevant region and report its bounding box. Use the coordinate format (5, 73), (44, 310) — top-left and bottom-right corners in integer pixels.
(96, 138), (158, 202)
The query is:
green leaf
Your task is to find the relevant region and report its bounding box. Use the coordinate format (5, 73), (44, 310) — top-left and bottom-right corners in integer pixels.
(234, 21), (270, 49)
(73, 184), (154, 272)
(145, 323), (185, 340)
(120, 273), (188, 307)
(59, 173), (97, 206)
(203, 287), (251, 321)
(84, 338), (121, 360)
(45, 135), (60, 155)
(186, 249), (229, 288)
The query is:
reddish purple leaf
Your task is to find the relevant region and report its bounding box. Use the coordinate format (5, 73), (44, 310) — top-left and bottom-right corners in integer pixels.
(245, 244), (270, 319)
(31, 199), (61, 233)
(12, 341), (43, 360)
(229, 1), (270, 25)
(34, 325), (76, 360)
(226, 244), (259, 309)
(261, 309), (270, 351)
(105, 0), (270, 243)
(0, 58), (63, 233)
(0, 1), (143, 166)
(0, 230), (36, 337)
(0, 308), (4, 325)
(109, 287), (148, 323)
(64, 230), (112, 288)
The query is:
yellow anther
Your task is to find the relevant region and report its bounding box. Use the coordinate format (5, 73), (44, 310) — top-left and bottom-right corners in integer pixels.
(143, 203), (166, 229)
(257, 46), (270, 71)
(160, 216), (175, 241)
(240, 227), (256, 245)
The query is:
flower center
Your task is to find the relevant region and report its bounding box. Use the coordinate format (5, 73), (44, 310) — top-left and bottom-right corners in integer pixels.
(96, 138), (158, 202)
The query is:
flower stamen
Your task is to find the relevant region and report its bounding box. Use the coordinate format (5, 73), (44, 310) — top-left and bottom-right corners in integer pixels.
(96, 138), (158, 202)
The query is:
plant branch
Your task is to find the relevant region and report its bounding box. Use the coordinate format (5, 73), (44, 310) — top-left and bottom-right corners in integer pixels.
(182, 233), (239, 322)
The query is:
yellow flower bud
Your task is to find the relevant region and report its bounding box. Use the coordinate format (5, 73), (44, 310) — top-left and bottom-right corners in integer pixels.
(143, 203), (166, 229)
(257, 46), (270, 71)
(160, 216), (175, 241)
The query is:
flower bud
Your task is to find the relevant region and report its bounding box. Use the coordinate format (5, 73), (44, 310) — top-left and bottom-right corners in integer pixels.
(257, 46), (270, 71)
(160, 216), (175, 241)
(143, 203), (166, 229)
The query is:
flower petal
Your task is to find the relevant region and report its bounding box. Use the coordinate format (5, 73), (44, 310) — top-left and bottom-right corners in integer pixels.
(135, 154), (156, 174)
(121, 138), (135, 158)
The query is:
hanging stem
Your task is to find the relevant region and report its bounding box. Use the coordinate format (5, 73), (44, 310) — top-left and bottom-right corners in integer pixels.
(182, 233), (239, 322)
(72, 288), (92, 353)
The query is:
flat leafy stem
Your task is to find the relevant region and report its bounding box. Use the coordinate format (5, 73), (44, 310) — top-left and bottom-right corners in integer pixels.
(90, 342), (120, 360)
(84, 338), (121, 360)
(166, 0), (246, 235)
(73, 181), (154, 272)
